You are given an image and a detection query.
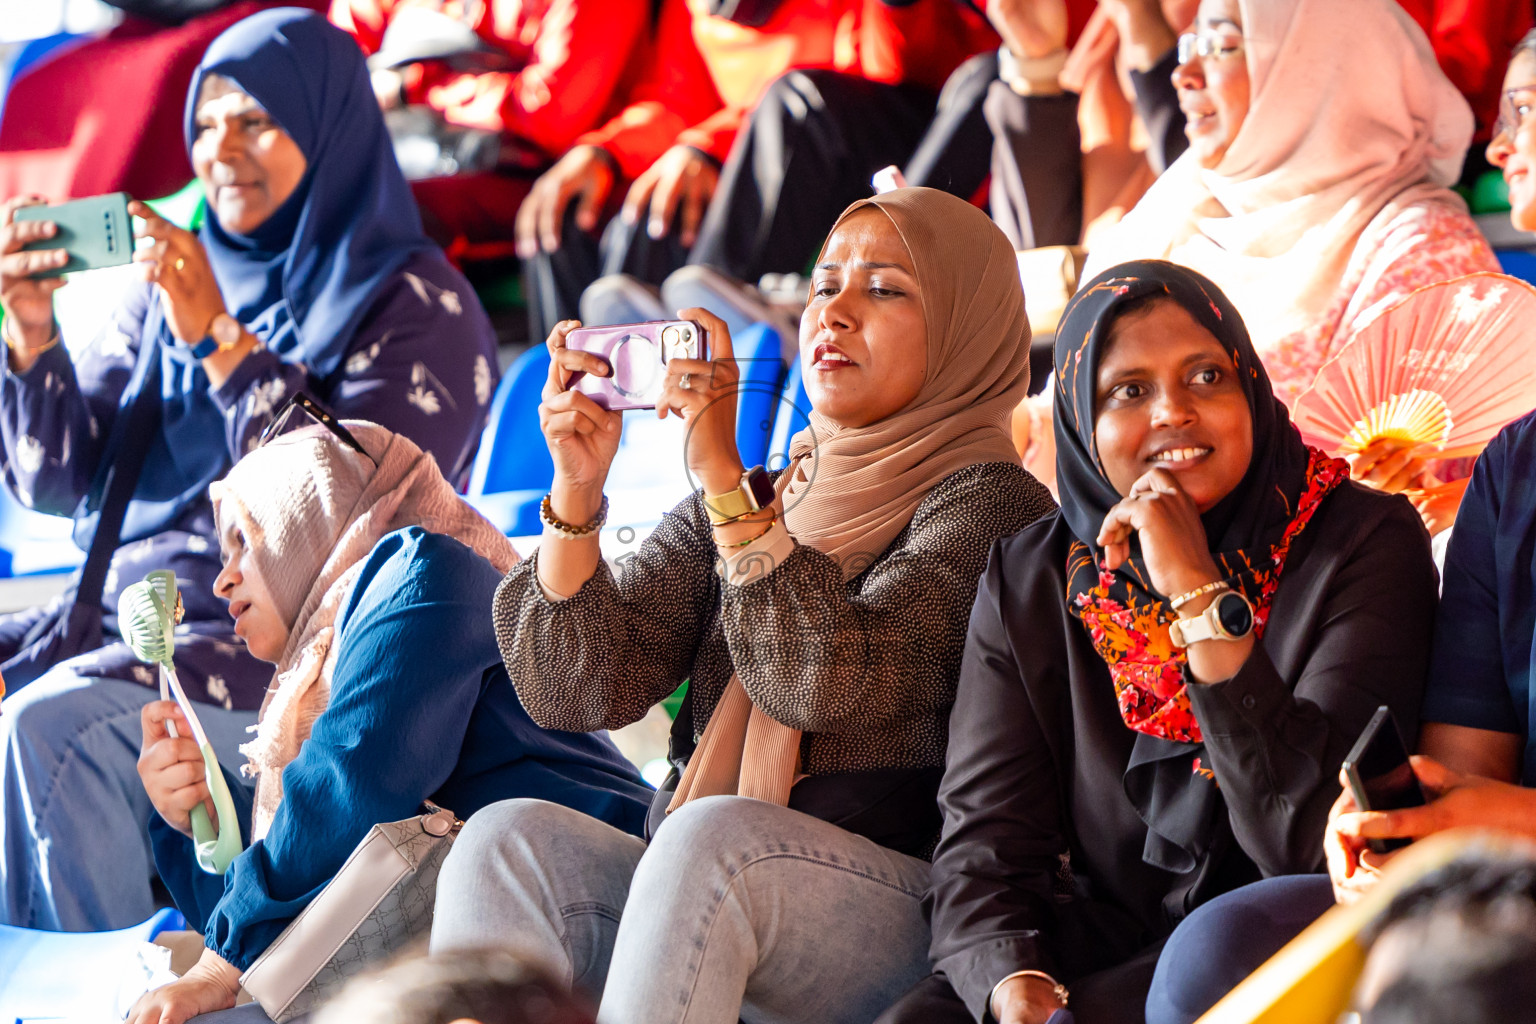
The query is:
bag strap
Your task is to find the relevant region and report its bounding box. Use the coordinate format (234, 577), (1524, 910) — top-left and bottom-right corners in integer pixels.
(74, 312), (165, 611)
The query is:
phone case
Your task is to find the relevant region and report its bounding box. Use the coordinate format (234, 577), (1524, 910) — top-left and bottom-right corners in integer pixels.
(15, 192), (133, 277)
(566, 319), (706, 411)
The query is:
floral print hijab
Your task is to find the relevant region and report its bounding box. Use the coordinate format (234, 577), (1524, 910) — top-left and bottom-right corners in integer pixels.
(1053, 260), (1348, 872)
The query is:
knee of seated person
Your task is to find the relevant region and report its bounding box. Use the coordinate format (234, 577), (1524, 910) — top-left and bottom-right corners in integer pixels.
(447, 799), (567, 868)
(647, 795), (778, 859)
(0, 670), (106, 748)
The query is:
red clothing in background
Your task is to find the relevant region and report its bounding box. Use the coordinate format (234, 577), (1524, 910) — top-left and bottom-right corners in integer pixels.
(1396, 0), (1533, 137)
(330, 0), (649, 158)
(578, 0), (1002, 182)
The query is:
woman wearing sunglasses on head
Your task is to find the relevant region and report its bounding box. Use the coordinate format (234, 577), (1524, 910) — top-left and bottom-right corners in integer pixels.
(128, 417), (651, 1024)
(0, 9), (498, 934)
(880, 261), (1438, 1024)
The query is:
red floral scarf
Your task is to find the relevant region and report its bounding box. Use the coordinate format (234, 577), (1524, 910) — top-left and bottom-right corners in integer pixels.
(1067, 448), (1349, 744)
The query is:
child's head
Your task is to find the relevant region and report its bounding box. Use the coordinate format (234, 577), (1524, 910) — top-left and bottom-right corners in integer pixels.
(313, 947), (594, 1024)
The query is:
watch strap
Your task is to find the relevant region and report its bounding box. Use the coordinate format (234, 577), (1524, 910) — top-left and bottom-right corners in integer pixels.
(704, 466), (769, 525)
(188, 334), (219, 359)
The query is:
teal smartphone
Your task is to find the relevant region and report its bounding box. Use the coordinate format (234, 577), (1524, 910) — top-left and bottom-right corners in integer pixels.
(14, 192), (133, 278)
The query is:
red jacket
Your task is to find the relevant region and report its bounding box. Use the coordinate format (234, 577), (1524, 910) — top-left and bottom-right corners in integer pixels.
(1396, 0), (1532, 138)
(330, 0), (649, 158)
(577, 0), (1002, 182)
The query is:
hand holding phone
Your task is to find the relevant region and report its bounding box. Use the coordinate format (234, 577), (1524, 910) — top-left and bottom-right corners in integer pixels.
(1342, 706), (1429, 855)
(14, 192), (133, 278)
(0, 196), (72, 355)
(564, 319), (707, 411)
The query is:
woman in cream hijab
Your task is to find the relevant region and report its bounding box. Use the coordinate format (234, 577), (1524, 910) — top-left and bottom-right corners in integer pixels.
(431, 187), (1056, 1024)
(1021, 0), (1499, 531)
(128, 418), (650, 1024)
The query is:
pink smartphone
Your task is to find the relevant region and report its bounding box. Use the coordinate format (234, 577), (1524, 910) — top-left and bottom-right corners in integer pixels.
(565, 319), (707, 411)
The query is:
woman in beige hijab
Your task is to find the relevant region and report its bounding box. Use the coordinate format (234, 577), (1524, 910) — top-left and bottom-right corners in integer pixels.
(430, 187), (1056, 1024)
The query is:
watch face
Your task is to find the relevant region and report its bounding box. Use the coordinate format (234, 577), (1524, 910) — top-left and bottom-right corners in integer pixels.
(1215, 592), (1254, 638)
(746, 466), (775, 508)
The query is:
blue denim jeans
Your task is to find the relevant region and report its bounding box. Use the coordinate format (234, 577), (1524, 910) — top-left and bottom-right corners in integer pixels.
(0, 672), (255, 931)
(433, 795), (933, 1024)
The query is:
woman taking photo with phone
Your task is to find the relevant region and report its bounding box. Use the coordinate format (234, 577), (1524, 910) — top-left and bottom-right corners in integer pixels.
(0, 9), (496, 933)
(432, 186), (1057, 1024)
(881, 261), (1438, 1024)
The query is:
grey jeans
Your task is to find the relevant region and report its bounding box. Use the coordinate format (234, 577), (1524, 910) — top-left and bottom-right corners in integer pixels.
(431, 795), (933, 1024)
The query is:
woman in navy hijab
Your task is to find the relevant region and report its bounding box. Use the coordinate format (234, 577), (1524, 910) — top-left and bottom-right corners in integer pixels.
(0, 8), (498, 932)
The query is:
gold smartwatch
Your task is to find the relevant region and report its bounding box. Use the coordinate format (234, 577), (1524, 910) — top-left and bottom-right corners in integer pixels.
(703, 465), (775, 525)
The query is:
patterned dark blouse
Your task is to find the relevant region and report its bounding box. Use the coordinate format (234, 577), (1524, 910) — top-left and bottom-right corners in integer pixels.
(494, 460), (1056, 853)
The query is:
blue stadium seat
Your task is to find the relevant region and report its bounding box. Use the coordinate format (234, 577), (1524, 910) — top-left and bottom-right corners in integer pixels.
(0, 906), (185, 1022)
(465, 344), (554, 536)
(767, 357), (811, 471)
(731, 322), (789, 470)
(1496, 248), (1536, 286)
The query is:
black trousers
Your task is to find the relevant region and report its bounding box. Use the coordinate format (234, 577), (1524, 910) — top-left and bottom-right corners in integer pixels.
(524, 57), (1001, 339)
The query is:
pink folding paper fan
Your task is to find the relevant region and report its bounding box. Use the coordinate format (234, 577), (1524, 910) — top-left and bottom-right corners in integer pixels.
(1291, 273), (1536, 461)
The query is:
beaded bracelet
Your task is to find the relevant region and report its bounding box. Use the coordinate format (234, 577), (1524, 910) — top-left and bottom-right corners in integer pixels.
(1168, 579), (1231, 612)
(540, 492), (608, 540)
(715, 510), (778, 549)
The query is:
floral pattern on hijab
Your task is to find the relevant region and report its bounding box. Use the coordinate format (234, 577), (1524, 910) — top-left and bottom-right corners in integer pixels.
(1053, 259), (1349, 870)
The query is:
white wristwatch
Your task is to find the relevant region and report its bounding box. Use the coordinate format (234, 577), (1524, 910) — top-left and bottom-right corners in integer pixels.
(1169, 590), (1255, 648)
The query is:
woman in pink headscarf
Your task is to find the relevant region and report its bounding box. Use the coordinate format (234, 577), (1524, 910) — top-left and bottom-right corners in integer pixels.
(1059, 0), (1499, 533)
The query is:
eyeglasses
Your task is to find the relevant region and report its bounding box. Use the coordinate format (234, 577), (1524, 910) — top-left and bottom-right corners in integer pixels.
(1177, 32), (1244, 65)
(257, 392), (379, 468)
(1497, 87), (1536, 140)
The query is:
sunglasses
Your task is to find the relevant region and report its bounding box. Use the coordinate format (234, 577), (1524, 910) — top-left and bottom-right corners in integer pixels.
(257, 392), (378, 468)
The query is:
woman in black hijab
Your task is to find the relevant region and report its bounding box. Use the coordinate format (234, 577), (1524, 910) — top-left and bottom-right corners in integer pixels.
(879, 261), (1439, 1024)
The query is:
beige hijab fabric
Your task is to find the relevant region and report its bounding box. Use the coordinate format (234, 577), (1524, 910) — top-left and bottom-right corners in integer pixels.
(1081, 0), (1473, 351)
(209, 424), (519, 840)
(668, 187), (1030, 812)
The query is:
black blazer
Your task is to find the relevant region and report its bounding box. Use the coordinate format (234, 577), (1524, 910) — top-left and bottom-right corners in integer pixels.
(925, 482), (1438, 1020)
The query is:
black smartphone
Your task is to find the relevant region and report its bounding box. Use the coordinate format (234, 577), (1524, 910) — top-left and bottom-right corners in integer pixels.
(1341, 706), (1428, 854)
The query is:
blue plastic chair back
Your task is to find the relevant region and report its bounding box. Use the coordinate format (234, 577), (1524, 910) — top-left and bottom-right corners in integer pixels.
(469, 345), (555, 497)
(731, 322), (788, 469)
(465, 345), (554, 535)
(767, 358), (811, 472)
(0, 907), (184, 1022)
(1496, 249), (1536, 286)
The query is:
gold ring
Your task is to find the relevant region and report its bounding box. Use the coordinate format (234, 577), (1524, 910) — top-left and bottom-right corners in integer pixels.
(174, 257), (186, 272)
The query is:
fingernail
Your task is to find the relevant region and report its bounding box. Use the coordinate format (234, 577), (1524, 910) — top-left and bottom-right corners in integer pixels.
(648, 220), (664, 239)
(516, 241), (533, 259)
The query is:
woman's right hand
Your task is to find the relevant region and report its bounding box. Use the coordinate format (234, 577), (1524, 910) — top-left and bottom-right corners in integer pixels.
(137, 700), (217, 839)
(540, 320), (624, 526)
(0, 196), (68, 357)
(1347, 438), (1425, 495)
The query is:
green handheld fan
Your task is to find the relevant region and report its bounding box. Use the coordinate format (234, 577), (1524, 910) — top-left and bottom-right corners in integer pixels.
(119, 570), (244, 875)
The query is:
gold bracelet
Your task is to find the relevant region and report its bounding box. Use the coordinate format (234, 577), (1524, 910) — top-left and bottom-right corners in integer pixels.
(1, 317), (60, 358)
(1169, 580), (1230, 611)
(715, 510), (778, 549)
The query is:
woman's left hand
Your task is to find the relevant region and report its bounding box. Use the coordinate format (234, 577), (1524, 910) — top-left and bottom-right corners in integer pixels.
(127, 948), (240, 1024)
(1347, 438), (1425, 495)
(129, 200), (227, 347)
(1096, 467), (1223, 599)
(658, 307), (746, 496)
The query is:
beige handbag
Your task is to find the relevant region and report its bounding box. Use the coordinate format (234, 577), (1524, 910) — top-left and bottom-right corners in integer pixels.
(239, 803), (461, 1022)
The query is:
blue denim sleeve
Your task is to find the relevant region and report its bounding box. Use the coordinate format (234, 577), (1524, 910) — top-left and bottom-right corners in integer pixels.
(0, 283), (146, 516)
(1423, 429), (1522, 736)
(199, 530), (495, 971)
(206, 259), (497, 489)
